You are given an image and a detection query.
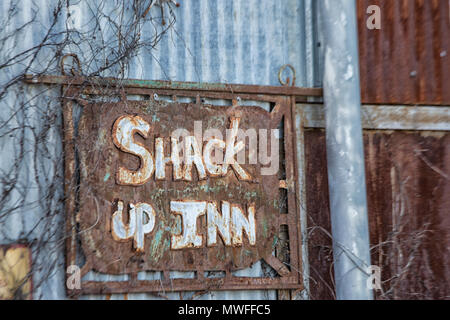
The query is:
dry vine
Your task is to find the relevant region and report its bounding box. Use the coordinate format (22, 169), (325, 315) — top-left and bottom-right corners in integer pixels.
(0, 0), (178, 299)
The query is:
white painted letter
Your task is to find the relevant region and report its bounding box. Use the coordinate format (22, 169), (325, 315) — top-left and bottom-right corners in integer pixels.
(231, 204), (256, 246)
(112, 115), (154, 185)
(183, 136), (207, 181)
(207, 201), (231, 246)
(111, 201), (156, 252)
(171, 201), (207, 249)
(222, 118), (252, 181)
(155, 137), (183, 180)
(111, 201), (136, 241)
(204, 138), (225, 176)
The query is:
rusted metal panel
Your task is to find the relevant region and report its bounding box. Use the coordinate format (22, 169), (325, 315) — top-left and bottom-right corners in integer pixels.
(0, 244), (32, 300)
(305, 129), (450, 300)
(365, 131), (450, 299)
(60, 83), (305, 297)
(303, 129), (334, 300)
(357, 0), (450, 105)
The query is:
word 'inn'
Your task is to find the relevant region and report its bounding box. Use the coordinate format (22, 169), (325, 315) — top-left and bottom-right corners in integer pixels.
(111, 200), (256, 252)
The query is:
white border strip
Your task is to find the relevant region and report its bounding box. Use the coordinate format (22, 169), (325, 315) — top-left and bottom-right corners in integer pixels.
(297, 104), (450, 131)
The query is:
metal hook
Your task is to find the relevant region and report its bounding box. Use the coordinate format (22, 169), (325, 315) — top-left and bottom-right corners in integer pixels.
(61, 53), (81, 76)
(278, 64), (296, 86)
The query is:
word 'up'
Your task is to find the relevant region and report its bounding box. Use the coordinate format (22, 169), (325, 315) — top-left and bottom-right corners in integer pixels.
(111, 200), (256, 252)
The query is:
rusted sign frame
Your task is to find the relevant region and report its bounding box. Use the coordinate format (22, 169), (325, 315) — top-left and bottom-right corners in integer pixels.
(24, 74), (318, 297)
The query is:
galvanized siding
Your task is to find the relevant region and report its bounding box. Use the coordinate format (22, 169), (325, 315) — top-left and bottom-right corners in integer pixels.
(0, 0), (322, 299)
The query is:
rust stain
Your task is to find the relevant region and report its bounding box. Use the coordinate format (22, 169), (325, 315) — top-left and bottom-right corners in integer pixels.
(305, 129), (450, 300)
(357, 0), (450, 105)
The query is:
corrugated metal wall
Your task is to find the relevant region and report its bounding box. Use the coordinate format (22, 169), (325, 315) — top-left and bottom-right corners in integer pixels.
(357, 0), (450, 105)
(0, 0), (323, 300)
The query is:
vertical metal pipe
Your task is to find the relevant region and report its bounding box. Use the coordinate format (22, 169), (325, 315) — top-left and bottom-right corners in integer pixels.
(319, 0), (373, 300)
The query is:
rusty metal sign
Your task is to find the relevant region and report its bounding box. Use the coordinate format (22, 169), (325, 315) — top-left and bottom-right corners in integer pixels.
(23, 71), (321, 296)
(69, 88), (302, 296)
(77, 100), (281, 274)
